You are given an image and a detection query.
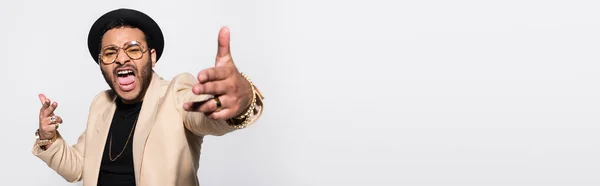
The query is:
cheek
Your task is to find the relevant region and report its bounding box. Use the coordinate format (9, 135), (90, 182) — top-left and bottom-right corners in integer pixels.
(101, 67), (114, 78)
(136, 61), (151, 75)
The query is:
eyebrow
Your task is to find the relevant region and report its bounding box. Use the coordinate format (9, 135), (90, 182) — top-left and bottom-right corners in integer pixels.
(101, 44), (119, 49)
(101, 41), (145, 48)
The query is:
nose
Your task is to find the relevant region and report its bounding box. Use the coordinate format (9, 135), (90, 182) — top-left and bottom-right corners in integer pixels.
(114, 49), (131, 65)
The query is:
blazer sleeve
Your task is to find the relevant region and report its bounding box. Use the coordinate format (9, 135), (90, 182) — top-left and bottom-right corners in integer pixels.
(171, 73), (264, 136)
(30, 91), (105, 183)
(32, 131), (85, 183)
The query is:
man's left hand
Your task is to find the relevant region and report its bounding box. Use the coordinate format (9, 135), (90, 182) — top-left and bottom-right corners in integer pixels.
(183, 27), (253, 120)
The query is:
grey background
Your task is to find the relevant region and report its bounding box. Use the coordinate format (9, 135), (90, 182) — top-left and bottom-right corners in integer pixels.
(2, 0), (600, 185)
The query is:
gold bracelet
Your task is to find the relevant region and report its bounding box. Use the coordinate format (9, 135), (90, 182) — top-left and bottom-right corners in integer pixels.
(35, 129), (57, 147)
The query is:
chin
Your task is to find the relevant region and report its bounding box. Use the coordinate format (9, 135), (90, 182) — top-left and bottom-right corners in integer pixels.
(117, 91), (140, 102)
(113, 82), (142, 103)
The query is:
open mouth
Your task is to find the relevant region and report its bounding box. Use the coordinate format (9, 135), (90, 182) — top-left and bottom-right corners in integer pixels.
(116, 69), (136, 91)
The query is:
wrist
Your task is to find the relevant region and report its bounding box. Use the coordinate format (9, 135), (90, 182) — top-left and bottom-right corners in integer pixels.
(37, 129), (55, 140)
(235, 73), (256, 119)
(227, 73), (259, 129)
(234, 91), (253, 118)
(35, 129), (57, 147)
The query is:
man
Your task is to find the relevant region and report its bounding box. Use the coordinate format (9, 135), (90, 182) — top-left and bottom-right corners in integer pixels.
(32, 8), (264, 186)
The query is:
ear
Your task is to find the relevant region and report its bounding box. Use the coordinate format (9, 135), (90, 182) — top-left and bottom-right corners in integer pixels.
(150, 49), (157, 68)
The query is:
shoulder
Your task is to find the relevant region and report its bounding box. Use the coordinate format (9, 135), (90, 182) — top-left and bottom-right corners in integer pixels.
(152, 72), (197, 94)
(172, 72), (198, 84)
(92, 89), (115, 105)
(166, 72), (199, 91)
(162, 72), (212, 104)
(87, 89), (115, 110)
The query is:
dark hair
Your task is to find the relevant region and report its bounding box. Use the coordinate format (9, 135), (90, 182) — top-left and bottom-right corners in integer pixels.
(98, 18), (153, 50)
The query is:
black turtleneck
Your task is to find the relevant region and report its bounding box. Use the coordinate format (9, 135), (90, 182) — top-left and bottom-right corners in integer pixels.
(97, 99), (142, 186)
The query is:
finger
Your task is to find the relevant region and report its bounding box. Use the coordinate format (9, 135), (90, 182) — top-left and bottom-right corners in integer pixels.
(198, 97), (222, 113)
(54, 115), (64, 124)
(192, 80), (229, 95)
(40, 100), (52, 118)
(197, 67), (232, 83)
(44, 101), (58, 116)
(38, 94), (47, 105)
(215, 27), (233, 67)
(42, 123), (59, 132)
(207, 109), (234, 120)
(216, 27), (231, 59)
(39, 94), (50, 111)
(183, 98), (212, 112)
(41, 115), (60, 127)
(186, 97), (228, 113)
(44, 115), (59, 125)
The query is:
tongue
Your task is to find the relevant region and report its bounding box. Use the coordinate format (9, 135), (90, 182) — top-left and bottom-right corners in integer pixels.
(118, 75), (135, 85)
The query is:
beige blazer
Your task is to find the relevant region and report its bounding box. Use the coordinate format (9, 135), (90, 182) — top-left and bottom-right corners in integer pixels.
(32, 72), (264, 186)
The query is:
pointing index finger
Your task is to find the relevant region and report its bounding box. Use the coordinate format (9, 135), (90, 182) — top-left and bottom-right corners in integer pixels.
(38, 94), (47, 105)
(39, 94), (51, 112)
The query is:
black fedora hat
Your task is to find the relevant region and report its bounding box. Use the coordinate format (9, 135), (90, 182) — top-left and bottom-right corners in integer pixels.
(87, 8), (164, 64)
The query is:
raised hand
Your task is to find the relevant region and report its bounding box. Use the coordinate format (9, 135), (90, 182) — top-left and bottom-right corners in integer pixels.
(183, 27), (253, 120)
(38, 94), (63, 140)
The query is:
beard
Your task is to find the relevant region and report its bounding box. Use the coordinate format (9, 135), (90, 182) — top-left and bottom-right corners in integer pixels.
(101, 59), (153, 103)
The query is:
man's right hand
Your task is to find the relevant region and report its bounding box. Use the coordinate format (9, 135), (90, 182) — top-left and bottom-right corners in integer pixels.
(38, 94), (63, 140)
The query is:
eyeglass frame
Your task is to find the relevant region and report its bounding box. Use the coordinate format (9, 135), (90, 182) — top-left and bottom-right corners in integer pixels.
(98, 40), (150, 65)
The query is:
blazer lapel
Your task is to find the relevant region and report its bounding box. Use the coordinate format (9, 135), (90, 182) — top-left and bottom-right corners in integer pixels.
(132, 72), (162, 183)
(99, 96), (118, 134)
(86, 94), (117, 186)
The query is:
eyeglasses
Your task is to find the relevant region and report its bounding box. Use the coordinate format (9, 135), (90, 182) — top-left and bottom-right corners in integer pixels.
(99, 41), (148, 65)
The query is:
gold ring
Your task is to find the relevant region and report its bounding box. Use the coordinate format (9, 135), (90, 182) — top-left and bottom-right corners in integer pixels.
(214, 97), (222, 110)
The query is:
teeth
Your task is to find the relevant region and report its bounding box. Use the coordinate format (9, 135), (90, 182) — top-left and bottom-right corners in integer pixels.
(117, 70), (133, 75)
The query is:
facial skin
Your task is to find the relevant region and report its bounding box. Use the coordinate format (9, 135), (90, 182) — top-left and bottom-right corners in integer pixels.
(99, 27), (156, 104)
